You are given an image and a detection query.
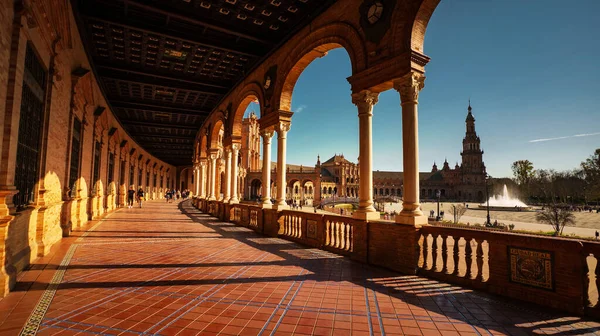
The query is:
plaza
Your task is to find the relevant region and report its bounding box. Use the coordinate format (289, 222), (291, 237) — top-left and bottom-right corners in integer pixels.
(0, 0), (600, 334)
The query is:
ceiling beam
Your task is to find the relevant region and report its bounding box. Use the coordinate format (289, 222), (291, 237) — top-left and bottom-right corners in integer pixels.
(97, 64), (229, 90)
(129, 133), (195, 140)
(122, 120), (200, 130)
(81, 15), (263, 58)
(110, 101), (211, 115)
(124, 0), (271, 45)
(100, 74), (225, 96)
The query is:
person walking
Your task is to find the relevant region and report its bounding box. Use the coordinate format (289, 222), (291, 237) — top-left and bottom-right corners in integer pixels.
(137, 188), (145, 208)
(127, 186), (135, 208)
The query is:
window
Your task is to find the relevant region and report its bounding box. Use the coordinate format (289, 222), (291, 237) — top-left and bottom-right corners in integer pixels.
(14, 44), (46, 208)
(119, 160), (126, 186)
(92, 141), (101, 185)
(129, 165), (134, 187)
(108, 152), (115, 184)
(68, 118), (82, 196)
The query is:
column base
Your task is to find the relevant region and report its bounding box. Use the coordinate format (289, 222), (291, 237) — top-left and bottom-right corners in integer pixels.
(261, 200), (272, 209)
(273, 203), (288, 211)
(353, 210), (381, 221)
(229, 198), (239, 204)
(223, 197), (230, 203)
(207, 196), (216, 201)
(395, 213), (428, 227)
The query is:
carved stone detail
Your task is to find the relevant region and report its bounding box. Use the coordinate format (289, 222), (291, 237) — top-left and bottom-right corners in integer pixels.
(394, 72), (425, 103)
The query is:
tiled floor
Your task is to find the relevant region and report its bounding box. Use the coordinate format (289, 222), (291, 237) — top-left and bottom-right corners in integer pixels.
(1, 200), (599, 335)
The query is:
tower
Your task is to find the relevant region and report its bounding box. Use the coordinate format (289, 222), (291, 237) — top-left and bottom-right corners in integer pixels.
(460, 101), (486, 175)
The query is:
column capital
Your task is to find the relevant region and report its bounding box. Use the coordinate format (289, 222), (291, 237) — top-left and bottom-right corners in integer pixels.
(393, 71), (425, 103)
(208, 148), (220, 160)
(260, 128), (275, 140)
(351, 90), (379, 107)
(276, 121), (291, 135)
(232, 143), (242, 151)
(199, 157), (208, 165)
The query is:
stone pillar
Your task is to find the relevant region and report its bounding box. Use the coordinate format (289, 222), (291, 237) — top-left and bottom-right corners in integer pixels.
(208, 150), (218, 201)
(260, 129), (274, 208)
(194, 165), (200, 197)
(223, 147), (232, 203)
(230, 144), (240, 204)
(199, 159), (207, 198)
(394, 72), (427, 226)
(274, 122), (290, 210)
(352, 91), (380, 221)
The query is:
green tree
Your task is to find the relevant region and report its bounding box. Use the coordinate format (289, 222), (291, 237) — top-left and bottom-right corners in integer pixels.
(581, 149), (600, 201)
(511, 160), (534, 198)
(535, 203), (575, 236)
(511, 160), (534, 185)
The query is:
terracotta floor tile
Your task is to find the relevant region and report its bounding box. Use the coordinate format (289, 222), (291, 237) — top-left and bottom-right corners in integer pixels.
(0, 200), (597, 336)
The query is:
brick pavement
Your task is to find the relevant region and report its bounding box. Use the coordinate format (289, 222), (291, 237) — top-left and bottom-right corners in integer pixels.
(1, 200), (599, 335)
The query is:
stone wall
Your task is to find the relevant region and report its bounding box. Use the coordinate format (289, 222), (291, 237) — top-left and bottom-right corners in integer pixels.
(0, 2), (177, 296)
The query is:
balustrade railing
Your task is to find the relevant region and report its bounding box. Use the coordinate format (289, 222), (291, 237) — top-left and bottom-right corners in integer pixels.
(281, 212), (303, 239)
(324, 216), (353, 253)
(583, 242), (600, 317)
(419, 226), (488, 287)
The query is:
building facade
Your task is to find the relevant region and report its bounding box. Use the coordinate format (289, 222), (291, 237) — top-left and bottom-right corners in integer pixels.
(241, 104), (487, 204)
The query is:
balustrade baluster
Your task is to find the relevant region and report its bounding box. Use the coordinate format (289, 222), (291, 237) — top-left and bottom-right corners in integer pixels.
(293, 216), (298, 237)
(584, 254), (592, 307)
(431, 234), (438, 272)
(465, 238), (473, 279)
(422, 233), (429, 270)
(476, 240), (485, 282)
(335, 222), (341, 249)
(441, 235), (448, 274)
(339, 223), (346, 250)
(325, 221), (330, 246)
(298, 217), (302, 238)
(346, 224), (352, 251)
(452, 237), (460, 276)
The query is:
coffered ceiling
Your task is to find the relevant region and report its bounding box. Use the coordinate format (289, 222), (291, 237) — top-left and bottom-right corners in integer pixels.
(72, 0), (336, 166)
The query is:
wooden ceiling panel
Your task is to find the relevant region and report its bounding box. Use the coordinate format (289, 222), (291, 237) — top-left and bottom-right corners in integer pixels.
(72, 0), (335, 166)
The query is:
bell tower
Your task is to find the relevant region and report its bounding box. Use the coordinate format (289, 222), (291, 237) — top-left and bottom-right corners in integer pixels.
(460, 101), (485, 175)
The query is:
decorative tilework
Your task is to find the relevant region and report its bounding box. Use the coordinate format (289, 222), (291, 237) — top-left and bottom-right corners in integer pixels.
(19, 245), (77, 335)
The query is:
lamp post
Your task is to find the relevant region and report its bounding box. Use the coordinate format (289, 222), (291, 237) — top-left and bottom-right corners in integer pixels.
(486, 174), (491, 226)
(436, 189), (441, 221)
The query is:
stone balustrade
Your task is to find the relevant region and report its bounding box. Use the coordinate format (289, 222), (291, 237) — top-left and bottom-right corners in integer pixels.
(191, 197), (600, 318)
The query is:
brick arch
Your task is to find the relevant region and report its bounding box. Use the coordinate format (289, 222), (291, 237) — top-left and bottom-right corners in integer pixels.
(209, 117), (224, 149)
(199, 134), (207, 158)
(231, 82), (264, 137)
(276, 23), (367, 112)
(410, 0), (441, 53)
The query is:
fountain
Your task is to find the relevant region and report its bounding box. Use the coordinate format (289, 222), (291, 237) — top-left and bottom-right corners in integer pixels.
(478, 184), (531, 211)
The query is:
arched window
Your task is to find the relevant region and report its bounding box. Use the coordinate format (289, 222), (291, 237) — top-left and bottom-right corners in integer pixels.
(379, 188), (383, 195)
(328, 187), (332, 194)
(309, 186), (313, 194)
(441, 189), (446, 197)
(397, 188), (402, 196)
(323, 187), (327, 195)
(373, 188), (377, 196)
(294, 186), (299, 194)
(385, 188), (389, 195)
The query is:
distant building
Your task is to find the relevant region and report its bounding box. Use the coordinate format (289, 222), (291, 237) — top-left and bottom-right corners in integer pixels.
(241, 103), (487, 204)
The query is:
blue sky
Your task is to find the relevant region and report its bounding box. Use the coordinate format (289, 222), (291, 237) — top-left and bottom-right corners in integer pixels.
(245, 0), (600, 178)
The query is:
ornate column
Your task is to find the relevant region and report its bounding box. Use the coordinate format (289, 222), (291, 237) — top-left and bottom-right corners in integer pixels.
(208, 150), (219, 201)
(199, 158), (207, 198)
(223, 147), (232, 203)
(275, 122), (291, 210)
(394, 71), (427, 226)
(230, 143), (241, 204)
(352, 91), (380, 221)
(194, 165), (200, 197)
(260, 128), (274, 208)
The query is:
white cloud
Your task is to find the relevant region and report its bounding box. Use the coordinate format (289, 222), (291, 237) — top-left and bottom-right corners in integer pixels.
(529, 132), (600, 143)
(295, 105), (307, 113)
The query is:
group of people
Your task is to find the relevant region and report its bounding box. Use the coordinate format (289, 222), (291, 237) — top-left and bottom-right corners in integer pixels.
(125, 187), (194, 207)
(165, 189), (191, 203)
(127, 186), (145, 208)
